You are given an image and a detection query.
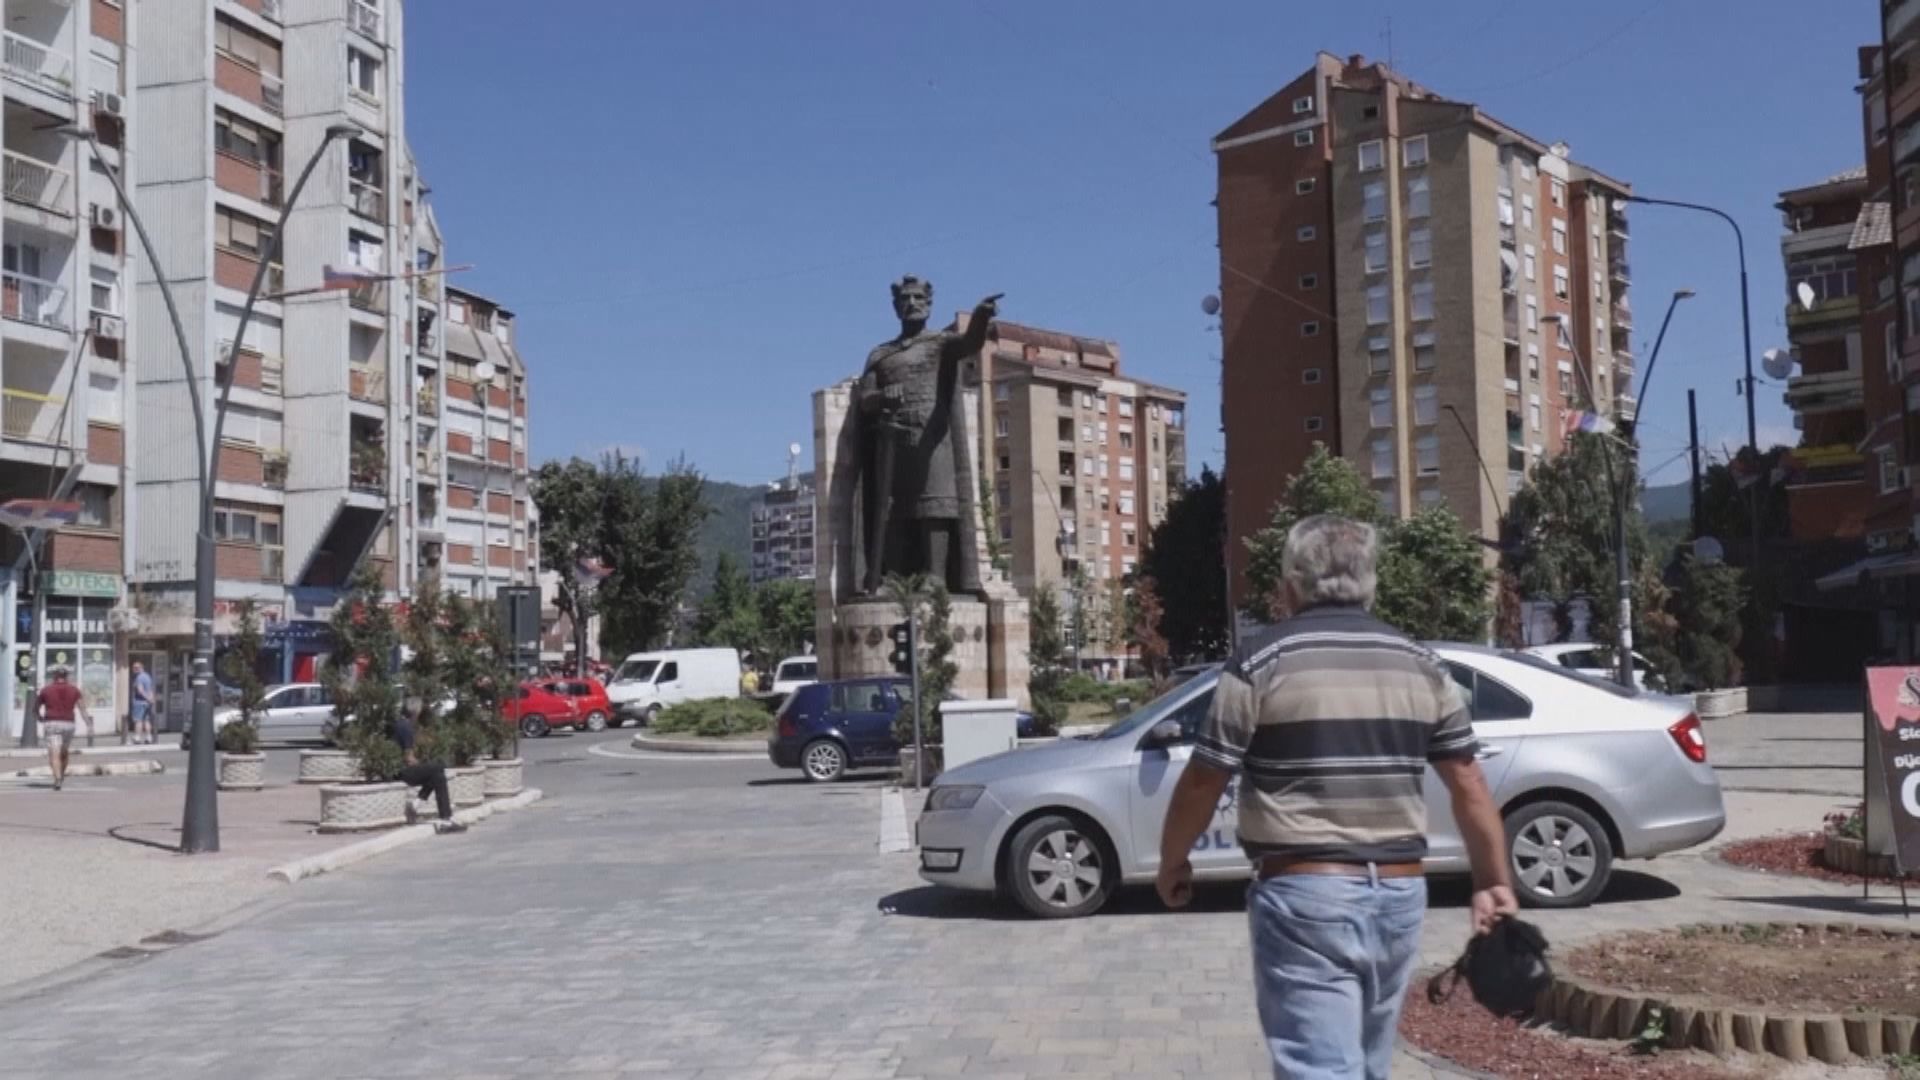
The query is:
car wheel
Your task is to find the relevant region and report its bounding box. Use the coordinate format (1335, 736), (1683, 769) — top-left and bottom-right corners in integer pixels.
(518, 714), (551, 738)
(1006, 814), (1112, 919)
(1505, 800), (1613, 908)
(800, 739), (846, 783)
(644, 704), (662, 726)
(582, 710), (608, 733)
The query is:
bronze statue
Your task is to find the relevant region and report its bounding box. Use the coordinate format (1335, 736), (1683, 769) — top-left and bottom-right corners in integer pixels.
(856, 275), (1000, 596)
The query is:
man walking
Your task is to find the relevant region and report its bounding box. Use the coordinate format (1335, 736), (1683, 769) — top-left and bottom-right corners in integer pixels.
(1157, 515), (1516, 1079)
(130, 661), (156, 745)
(35, 666), (92, 791)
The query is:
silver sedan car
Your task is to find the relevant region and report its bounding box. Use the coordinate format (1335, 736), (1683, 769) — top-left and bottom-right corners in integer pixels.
(915, 644), (1725, 918)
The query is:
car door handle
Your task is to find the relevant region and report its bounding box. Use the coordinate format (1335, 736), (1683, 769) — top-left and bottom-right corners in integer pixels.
(1475, 746), (1504, 761)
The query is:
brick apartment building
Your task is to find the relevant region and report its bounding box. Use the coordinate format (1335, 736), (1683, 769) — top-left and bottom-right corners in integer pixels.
(965, 316), (1188, 668)
(0, 0), (539, 737)
(1214, 53), (1634, 616)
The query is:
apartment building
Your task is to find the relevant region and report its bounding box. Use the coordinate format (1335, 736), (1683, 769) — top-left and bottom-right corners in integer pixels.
(0, 0), (137, 734)
(1214, 53), (1634, 616)
(967, 316), (1188, 668)
(438, 287), (534, 599)
(750, 470), (816, 586)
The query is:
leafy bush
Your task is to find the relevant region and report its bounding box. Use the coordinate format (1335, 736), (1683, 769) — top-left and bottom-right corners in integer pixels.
(1057, 673), (1149, 709)
(340, 724), (405, 782)
(1825, 803), (1865, 841)
(652, 697), (770, 738)
(216, 599), (265, 755)
(214, 717), (260, 755)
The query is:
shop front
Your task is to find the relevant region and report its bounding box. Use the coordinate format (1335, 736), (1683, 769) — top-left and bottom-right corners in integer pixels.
(8, 570), (123, 739)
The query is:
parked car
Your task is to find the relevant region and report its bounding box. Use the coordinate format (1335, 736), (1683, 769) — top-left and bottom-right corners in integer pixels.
(606, 647), (740, 725)
(769, 656), (819, 698)
(187, 683), (337, 747)
(1523, 643), (1653, 690)
(769, 678), (1037, 783)
(543, 677), (614, 732)
(504, 680), (583, 738)
(915, 643), (1725, 918)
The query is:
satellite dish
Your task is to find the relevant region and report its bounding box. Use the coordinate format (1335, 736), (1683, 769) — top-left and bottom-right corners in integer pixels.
(788, 441), (802, 458)
(1692, 536), (1725, 565)
(1795, 281), (1817, 311)
(474, 361), (497, 382)
(1200, 294), (1221, 316)
(1761, 348), (1794, 381)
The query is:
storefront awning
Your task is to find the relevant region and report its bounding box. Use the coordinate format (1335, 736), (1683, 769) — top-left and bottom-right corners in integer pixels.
(1816, 551), (1920, 591)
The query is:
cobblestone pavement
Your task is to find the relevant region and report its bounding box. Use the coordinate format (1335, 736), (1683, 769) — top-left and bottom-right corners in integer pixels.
(0, 736), (1905, 1080)
(1702, 711), (1863, 797)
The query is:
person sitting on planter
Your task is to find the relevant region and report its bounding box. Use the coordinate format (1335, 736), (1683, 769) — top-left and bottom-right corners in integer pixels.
(391, 700), (465, 835)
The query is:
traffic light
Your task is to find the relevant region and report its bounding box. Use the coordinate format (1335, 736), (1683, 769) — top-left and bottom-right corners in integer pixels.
(888, 620), (914, 674)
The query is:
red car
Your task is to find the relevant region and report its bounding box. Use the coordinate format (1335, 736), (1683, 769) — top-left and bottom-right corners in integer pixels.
(544, 678), (615, 732)
(504, 680), (581, 738)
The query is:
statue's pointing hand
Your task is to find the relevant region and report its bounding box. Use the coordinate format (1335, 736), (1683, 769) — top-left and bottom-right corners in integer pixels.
(974, 293), (1004, 321)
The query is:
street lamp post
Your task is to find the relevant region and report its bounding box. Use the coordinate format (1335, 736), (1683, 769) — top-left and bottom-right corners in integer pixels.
(62, 122), (360, 853)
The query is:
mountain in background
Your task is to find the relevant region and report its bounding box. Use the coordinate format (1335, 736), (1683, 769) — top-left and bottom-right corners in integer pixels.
(690, 479), (763, 596)
(1641, 479), (1691, 524)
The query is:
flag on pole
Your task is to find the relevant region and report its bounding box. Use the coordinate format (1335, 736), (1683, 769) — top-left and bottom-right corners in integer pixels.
(0, 499), (80, 533)
(321, 264), (384, 291)
(1558, 408), (1613, 437)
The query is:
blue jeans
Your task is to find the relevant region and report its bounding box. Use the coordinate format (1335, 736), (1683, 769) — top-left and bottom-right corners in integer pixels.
(1247, 870), (1427, 1079)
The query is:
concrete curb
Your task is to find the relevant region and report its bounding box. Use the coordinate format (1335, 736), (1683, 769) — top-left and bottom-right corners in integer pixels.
(266, 788), (543, 883)
(629, 732), (766, 755)
(6, 760), (164, 779)
(0, 743), (181, 760)
(878, 786), (912, 854)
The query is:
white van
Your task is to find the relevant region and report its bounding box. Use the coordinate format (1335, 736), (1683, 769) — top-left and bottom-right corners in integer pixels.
(607, 647), (741, 725)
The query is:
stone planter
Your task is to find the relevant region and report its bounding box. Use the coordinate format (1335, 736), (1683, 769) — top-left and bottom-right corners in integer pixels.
(316, 782), (409, 833)
(1821, 833), (1918, 879)
(1694, 687), (1747, 719)
(482, 757), (524, 798)
(446, 765), (486, 808)
(297, 749), (361, 785)
(216, 752), (265, 791)
(897, 746), (943, 785)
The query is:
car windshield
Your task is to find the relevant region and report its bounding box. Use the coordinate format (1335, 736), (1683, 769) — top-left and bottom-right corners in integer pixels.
(1094, 678), (1214, 740)
(612, 659), (659, 684)
(1501, 651), (1640, 698)
(778, 661), (817, 681)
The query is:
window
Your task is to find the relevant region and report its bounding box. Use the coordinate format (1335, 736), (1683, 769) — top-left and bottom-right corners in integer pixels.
(1305, 416), (1324, 432)
(1550, 179), (1566, 208)
(1364, 230), (1387, 272)
(995, 414), (1009, 438)
(1413, 336), (1436, 372)
(1367, 284), (1390, 325)
(1418, 486), (1444, 507)
(1551, 220), (1567, 255)
(348, 47), (380, 98)
(1497, 192), (1514, 226)
(657, 662), (680, 685)
(1358, 139), (1385, 172)
(1413, 384), (1438, 426)
(1098, 458), (1109, 479)
(1527, 343), (1541, 380)
(1520, 161), (1537, 182)
(1369, 336), (1391, 374)
(1415, 433), (1439, 475)
(1123, 529), (1136, 550)
(75, 484), (113, 528)
(1295, 177), (1316, 195)
(1520, 193), (1534, 230)
(1446, 663), (1532, 721)
(1407, 227), (1432, 269)
(1081, 456), (1094, 476)
(1369, 388), (1393, 429)
(1553, 265), (1570, 300)
(447, 298), (467, 325)
(1363, 181), (1387, 222)
(1410, 281), (1434, 321)
(1082, 423), (1093, 442)
(346, 231), (384, 273)
(1786, 255), (1858, 306)
(214, 207), (271, 257)
(1362, 104), (1379, 120)
(1873, 91), (1890, 145)
(1119, 459), (1134, 481)
(1402, 134), (1429, 167)
(1293, 129), (1315, 147)
(1530, 401), (1542, 431)
(214, 111), (279, 169)
(1406, 175), (1430, 218)
(1879, 446), (1901, 494)
(214, 15), (282, 75)
(1119, 431), (1134, 450)
(1302, 367), (1323, 385)
(1299, 273), (1318, 289)
(1370, 439), (1394, 480)
(1524, 295), (1538, 332)
(997, 452), (1011, 472)
(1082, 392), (1095, 409)
(89, 267), (118, 315)
(1119, 493), (1136, 516)
(1296, 225), (1317, 242)
(1293, 95), (1315, 114)
(1300, 321), (1320, 337)
(1523, 244), (1537, 282)
(994, 381), (1010, 402)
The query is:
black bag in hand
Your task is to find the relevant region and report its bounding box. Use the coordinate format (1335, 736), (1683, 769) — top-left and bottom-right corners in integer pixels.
(1426, 917), (1552, 1019)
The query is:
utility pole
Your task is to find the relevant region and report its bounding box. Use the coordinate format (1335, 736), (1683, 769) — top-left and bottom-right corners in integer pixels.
(1688, 390), (1703, 539)
(908, 609), (923, 790)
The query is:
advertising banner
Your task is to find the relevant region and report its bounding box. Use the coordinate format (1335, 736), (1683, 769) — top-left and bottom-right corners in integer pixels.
(1865, 666), (1920, 873)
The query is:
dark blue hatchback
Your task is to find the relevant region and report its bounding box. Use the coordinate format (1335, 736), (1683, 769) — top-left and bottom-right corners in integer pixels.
(768, 677), (1037, 782)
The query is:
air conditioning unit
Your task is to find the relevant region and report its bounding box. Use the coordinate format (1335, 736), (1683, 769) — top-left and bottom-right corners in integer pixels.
(107, 606), (143, 634)
(90, 204), (119, 230)
(91, 91), (125, 118)
(90, 312), (124, 341)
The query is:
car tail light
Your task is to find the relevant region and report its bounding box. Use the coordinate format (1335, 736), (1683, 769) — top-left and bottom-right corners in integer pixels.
(775, 695), (798, 739)
(1668, 713), (1707, 764)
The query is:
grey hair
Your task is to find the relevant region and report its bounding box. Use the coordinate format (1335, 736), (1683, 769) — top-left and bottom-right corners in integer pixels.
(1283, 514), (1379, 609)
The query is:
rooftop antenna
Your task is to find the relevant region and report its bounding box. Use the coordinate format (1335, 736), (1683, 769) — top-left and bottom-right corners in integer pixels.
(1383, 14), (1395, 71)
(786, 441), (802, 489)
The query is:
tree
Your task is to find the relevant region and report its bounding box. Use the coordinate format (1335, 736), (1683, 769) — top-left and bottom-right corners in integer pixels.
(1668, 553), (1746, 690)
(753, 578), (815, 661)
(1500, 432), (1652, 653)
(215, 600), (265, 755)
(1027, 585), (1069, 735)
(1138, 466), (1229, 662)
(597, 454), (710, 655)
(530, 457), (605, 673)
(324, 564), (406, 782)
(1244, 444), (1383, 623)
(1127, 576), (1172, 683)
(694, 552), (761, 656)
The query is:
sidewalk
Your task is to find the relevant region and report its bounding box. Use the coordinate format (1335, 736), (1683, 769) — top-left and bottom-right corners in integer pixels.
(0, 740), (183, 760)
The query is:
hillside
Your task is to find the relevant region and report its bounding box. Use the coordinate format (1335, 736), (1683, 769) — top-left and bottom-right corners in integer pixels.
(691, 478), (761, 596)
(1642, 480), (1690, 524)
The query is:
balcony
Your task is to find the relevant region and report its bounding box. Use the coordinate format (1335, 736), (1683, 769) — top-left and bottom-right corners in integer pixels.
(416, 385), (438, 415)
(348, 363), (386, 404)
(214, 50), (282, 116)
(4, 31), (73, 99)
(1616, 392), (1638, 423)
(348, 0), (381, 38)
(349, 178), (385, 220)
(4, 152), (70, 214)
(1897, 120), (1920, 165)
(347, 279), (386, 314)
(1612, 300), (1631, 330)
(1, 387), (64, 442)
(1608, 208), (1629, 239)
(1892, 0), (1920, 43)
(1609, 254), (1631, 283)
(213, 248), (282, 295)
(415, 446), (440, 477)
(1784, 369), (1865, 416)
(214, 152), (282, 206)
(262, 449), (288, 490)
(349, 441), (384, 493)
(1785, 294), (1860, 332)
(2, 270), (67, 330)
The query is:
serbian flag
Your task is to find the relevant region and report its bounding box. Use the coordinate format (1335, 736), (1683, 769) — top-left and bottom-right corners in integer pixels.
(1560, 409), (1613, 437)
(321, 264), (383, 290)
(0, 499), (80, 532)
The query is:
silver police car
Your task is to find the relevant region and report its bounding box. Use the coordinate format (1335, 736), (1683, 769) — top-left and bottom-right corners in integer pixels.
(916, 644), (1724, 918)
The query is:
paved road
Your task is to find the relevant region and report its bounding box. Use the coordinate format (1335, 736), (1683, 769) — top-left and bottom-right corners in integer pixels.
(1702, 711), (1864, 798)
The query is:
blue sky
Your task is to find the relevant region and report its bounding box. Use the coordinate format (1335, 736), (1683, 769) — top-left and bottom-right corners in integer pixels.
(404, 0), (1870, 487)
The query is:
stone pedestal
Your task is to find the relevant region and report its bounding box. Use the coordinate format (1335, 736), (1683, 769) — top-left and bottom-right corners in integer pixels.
(828, 598), (989, 699)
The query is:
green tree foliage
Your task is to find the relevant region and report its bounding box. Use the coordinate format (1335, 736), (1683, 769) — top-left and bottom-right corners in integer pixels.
(1027, 586), (1069, 736)
(215, 600), (265, 755)
(1127, 576), (1172, 683)
(753, 578), (815, 662)
(592, 453), (711, 656)
(324, 564), (406, 782)
(1138, 466), (1229, 662)
(402, 582), (500, 767)
(1244, 445), (1490, 640)
(1668, 553), (1746, 690)
(692, 556), (814, 666)
(530, 457), (604, 665)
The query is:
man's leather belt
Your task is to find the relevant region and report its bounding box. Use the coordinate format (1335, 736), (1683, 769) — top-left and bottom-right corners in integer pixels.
(1257, 859), (1424, 881)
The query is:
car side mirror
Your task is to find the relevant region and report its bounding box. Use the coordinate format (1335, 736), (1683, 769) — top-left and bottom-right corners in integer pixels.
(1145, 719), (1185, 749)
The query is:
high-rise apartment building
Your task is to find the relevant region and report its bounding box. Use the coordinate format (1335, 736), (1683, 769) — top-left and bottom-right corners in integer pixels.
(969, 316), (1187, 667)
(1214, 53), (1634, 615)
(750, 470), (817, 586)
(0, 0), (538, 737)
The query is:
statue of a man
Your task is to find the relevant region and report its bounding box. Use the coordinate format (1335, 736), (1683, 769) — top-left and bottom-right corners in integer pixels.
(857, 275), (1000, 596)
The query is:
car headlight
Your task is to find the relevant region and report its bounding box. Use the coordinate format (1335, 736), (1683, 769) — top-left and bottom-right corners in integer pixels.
(925, 785), (985, 812)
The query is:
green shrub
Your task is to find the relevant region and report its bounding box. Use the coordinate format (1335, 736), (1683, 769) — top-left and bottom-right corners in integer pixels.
(652, 697), (770, 738)
(341, 726), (406, 782)
(1056, 674), (1150, 709)
(214, 717), (260, 755)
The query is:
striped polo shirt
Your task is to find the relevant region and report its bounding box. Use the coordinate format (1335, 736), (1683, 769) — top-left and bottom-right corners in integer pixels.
(1192, 603), (1477, 865)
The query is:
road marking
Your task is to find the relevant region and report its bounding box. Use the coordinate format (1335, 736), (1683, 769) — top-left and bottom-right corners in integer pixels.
(584, 741), (764, 763)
